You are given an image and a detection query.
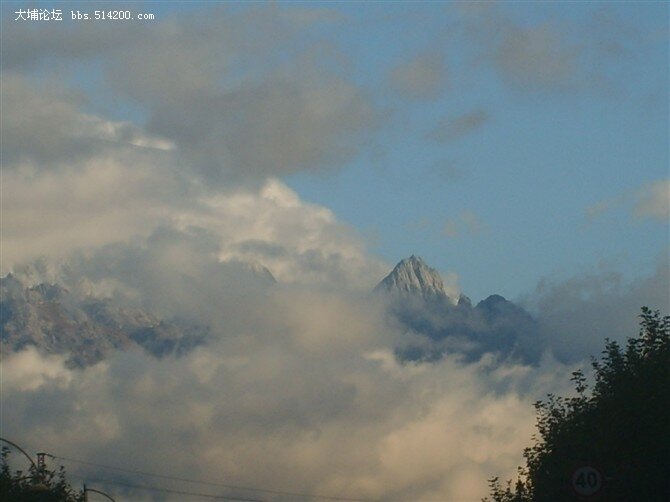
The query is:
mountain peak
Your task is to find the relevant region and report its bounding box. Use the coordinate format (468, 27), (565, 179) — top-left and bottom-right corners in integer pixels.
(375, 256), (454, 302)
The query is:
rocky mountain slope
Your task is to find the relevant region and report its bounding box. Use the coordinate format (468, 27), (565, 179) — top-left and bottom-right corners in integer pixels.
(375, 256), (542, 363)
(374, 255), (456, 303)
(0, 273), (207, 366)
(2, 255), (542, 366)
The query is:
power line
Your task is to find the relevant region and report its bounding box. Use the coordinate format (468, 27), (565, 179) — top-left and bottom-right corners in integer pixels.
(48, 453), (375, 502)
(70, 474), (265, 502)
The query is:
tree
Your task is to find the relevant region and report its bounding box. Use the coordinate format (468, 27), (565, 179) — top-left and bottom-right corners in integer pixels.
(0, 447), (84, 502)
(485, 307), (670, 501)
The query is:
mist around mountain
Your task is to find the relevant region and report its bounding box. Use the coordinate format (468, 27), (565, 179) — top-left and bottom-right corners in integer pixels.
(2, 254), (545, 367)
(375, 255), (543, 364)
(0, 245), (281, 367)
(2, 245), (666, 502)
(0, 273), (208, 367)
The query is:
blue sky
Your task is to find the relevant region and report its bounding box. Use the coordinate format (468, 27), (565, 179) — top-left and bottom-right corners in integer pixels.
(2, 1), (668, 301)
(280, 2), (669, 300)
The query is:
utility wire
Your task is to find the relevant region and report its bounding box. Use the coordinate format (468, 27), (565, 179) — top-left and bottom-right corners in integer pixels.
(48, 453), (375, 502)
(69, 474), (265, 502)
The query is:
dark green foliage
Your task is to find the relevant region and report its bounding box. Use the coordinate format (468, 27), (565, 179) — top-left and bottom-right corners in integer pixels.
(0, 448), (84, 502)
(485, 307), (670, 501)
(486, 471), (532, 502)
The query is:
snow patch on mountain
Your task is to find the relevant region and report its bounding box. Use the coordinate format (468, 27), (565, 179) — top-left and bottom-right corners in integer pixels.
(374, 255), (458, 304)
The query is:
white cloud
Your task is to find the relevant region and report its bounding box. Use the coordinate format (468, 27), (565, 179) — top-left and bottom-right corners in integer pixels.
(3, 232), (658, 499)
(390, 51), (447, 100)
(0, 347), (72, 392)
(0, 204), (582, 501)
(585, 179), (669, 224)
(635, 179), (670, 221)
(443, 210), (487, 238)
(3, 7), (382, 186)
(1, 154), (183, 273)
(175, 179), (387, 289)
(431, 109), (489, 144)
(585, 196), (623, 222)
(0, 74), (173, 170)
(1, 323), (574, 501)
(2, 97), (385, 289)
(495, 23), (578, 90)
(457, 4), (644, 94)
(524, 257), (669, 362)
(1, 10), (387, 289)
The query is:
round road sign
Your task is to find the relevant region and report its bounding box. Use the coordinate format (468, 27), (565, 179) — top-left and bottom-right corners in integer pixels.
(571, 465), (603, 497)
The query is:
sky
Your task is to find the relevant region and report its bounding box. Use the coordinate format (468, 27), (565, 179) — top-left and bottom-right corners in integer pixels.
(285, 1), (669, 301)
(0, 2), (668, 501)
(1, 1), (667, 301)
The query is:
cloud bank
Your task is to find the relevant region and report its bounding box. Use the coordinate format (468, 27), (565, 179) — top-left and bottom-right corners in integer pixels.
(3, 209), (662, 499)
(2, 329), (574, 501)
(525, 257), (669, 362)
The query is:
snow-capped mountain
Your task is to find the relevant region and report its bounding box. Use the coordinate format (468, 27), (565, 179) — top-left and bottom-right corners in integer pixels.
(0, 273), (207, 366)
(375, 256), (541, 363)
(374, 255), (457, 304)
(1, 255), (542, 367)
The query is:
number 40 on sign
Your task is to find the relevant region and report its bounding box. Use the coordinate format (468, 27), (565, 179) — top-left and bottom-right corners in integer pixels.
(571, 465), (604, 497)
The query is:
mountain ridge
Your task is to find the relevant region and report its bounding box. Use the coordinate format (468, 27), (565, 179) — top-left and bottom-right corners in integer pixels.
(0, 274), (207, 367)
(375, 256), (541, 363)
(374, 255), (457, 304)
(1, 256), (542, 366)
